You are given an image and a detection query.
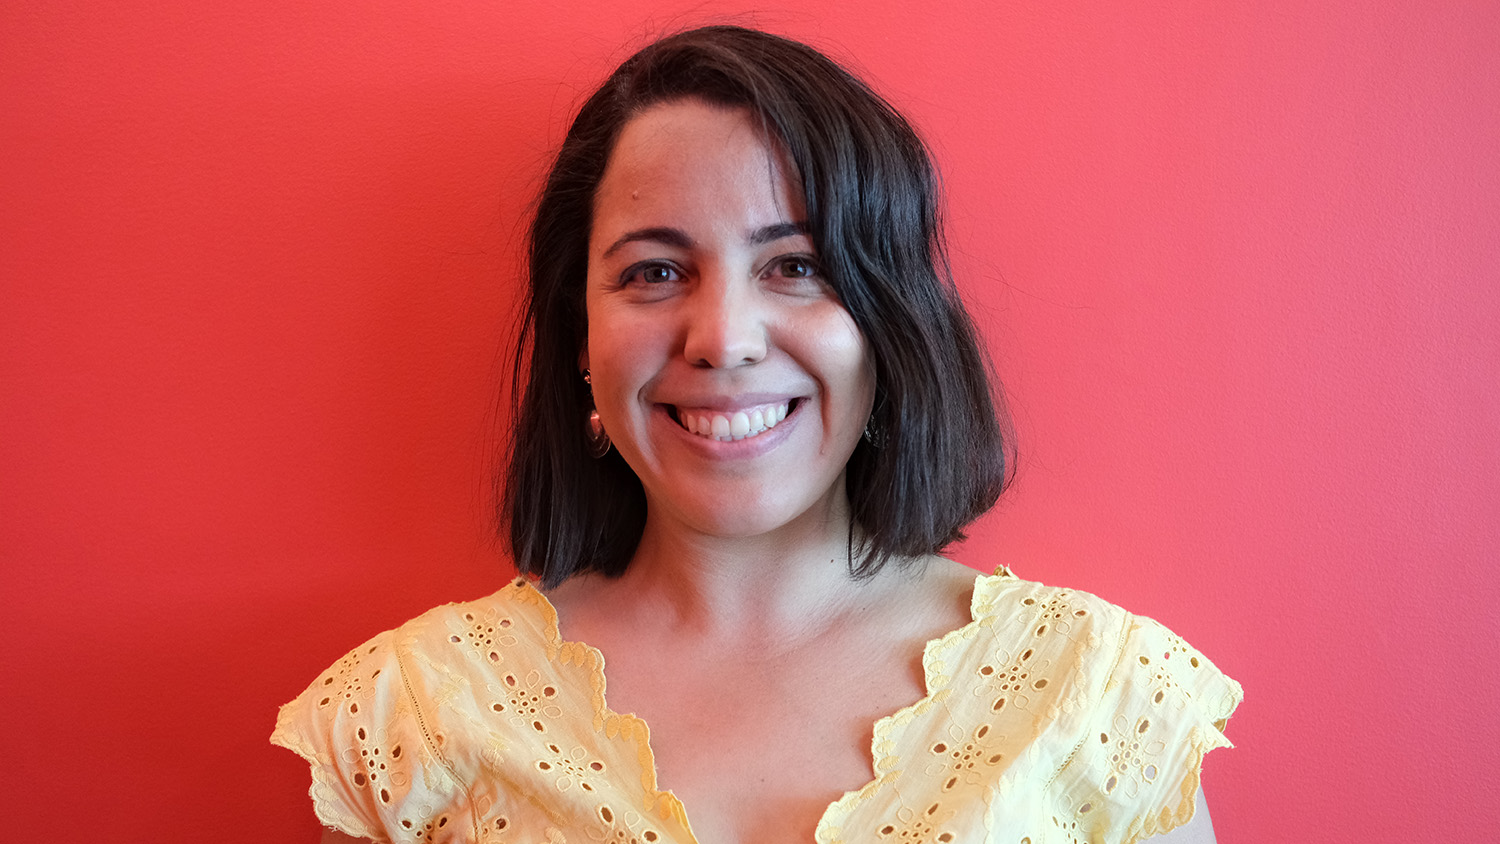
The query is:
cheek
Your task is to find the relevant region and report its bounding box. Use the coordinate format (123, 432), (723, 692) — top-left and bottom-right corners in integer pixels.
(584, 310), (660, 422)
(808, 312), (877, 424)
(831, 314), (876, 394)
(838, 339), (876, 401)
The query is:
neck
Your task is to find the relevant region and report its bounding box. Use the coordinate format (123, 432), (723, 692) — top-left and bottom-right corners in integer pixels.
(612, 506), (894, 646)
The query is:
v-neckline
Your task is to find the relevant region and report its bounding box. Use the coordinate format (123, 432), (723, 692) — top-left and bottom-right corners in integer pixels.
(517, 568), (1001, 843)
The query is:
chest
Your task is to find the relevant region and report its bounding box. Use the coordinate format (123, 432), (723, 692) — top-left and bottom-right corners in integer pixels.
(593, 629), (935, 844)
(377, 577), (1153, 844)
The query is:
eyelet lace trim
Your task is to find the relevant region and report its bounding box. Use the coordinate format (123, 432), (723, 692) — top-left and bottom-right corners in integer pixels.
(274, 566), (1240, 844)
(506, 579), (696, 838)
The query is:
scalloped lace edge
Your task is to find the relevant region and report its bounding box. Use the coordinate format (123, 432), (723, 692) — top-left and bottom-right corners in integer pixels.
(517, 572), (1004, 844)
(1119, 657), (1242, 844)
(818, 569), (1243, 844)
(279, 567), (1237, 844)
(1120, 718), (1236, 844)
(815, 570), (1008, 841)
(510, 579), (697, 839)
(271, 715), (385, 842)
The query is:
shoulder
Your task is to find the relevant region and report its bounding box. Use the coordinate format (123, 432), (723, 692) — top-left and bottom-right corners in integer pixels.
(395, 578), (560, 665)
(955, 564), (1139, 682)
(967, 567), (1238, 693)
(978, 567), (1242, 844)
(270, 581), (561, 840)
(819, 565), (1240, 844)
(273, 578), (567, 739)
(279, 581), (552, 711)
(970, 564), (1132, 627)
(969, 564), (1242, 723)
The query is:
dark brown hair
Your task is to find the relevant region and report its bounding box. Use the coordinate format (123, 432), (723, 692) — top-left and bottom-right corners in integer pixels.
(503, 25), (1011, 587)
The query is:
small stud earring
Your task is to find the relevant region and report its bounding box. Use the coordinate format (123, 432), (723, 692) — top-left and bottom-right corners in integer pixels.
(582, 369), (611, 458)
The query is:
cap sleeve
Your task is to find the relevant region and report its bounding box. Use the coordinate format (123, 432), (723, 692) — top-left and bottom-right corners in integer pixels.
(271, 629), (432, 842)
(1050, 613), (1243, 844)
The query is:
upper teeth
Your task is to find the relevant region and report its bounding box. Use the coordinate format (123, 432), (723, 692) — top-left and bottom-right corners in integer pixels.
(677, 402), (790, 441)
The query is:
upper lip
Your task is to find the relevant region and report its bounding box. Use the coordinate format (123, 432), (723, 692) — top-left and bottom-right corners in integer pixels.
(655, 392), (803, 412)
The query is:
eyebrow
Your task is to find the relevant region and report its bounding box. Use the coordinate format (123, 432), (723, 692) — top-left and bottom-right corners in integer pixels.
(749, 221), (809, 245)
(601, 227), (693, 259)
(600, 221), (810, 258)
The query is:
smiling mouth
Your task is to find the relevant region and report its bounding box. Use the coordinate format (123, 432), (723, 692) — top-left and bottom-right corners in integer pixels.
(668, 400), (794, 441)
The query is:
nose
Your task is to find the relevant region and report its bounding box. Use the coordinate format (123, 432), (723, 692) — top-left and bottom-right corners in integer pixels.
(682, 272), (767, 369)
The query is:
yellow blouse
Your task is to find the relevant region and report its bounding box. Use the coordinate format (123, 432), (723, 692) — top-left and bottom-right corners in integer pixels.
(272, 568), (1241, 843)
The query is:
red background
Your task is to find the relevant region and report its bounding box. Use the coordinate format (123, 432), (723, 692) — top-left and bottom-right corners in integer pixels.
(3, 1), (1496, 841)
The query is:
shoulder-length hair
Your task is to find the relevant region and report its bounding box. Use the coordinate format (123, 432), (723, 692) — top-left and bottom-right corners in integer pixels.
(503, 25), (1011, 587)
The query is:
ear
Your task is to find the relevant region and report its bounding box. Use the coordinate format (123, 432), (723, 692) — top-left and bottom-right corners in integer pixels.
(578, 348), (590, 376)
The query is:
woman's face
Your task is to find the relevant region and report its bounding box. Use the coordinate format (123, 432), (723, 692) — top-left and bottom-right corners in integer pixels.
(584, 99), (876, 542)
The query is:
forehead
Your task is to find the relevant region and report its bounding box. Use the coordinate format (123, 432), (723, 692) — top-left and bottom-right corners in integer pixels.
(591, 100), (805, 239)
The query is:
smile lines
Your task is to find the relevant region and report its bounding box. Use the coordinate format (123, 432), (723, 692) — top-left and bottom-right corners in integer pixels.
(673, 402), (791, 441)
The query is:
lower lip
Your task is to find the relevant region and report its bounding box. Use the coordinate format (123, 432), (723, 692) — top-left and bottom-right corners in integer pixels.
(656, 402), (801, 458)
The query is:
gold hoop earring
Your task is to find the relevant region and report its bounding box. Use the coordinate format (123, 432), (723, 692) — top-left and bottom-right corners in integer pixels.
(583, 370), (611, 458)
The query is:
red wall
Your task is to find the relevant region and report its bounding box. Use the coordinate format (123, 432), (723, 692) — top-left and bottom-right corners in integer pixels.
(4, 1), (1495, 840)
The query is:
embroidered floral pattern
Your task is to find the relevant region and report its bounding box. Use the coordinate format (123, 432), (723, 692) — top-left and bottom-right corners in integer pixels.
(973, 644), (1055, 715)
(924, 722), (1006, 792)
(273, 570), (1241, 844)
(476, 813), (513, 843)
(396, 809), (453, 843)
(342, 723), (411, 807)
(536, 741), (607, 793)
(449, 609), (520, 666)
(874, 801), (958, 842)
(587, 803), (664, 843)
(314, 641), (382, 717)
(485, 669), (564, 733)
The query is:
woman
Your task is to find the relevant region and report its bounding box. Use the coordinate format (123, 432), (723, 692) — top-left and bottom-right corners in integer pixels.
(274, 26), (1240, 844)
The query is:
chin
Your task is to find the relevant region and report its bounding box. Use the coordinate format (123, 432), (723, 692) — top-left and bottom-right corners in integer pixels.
(657, 493), (840, 543)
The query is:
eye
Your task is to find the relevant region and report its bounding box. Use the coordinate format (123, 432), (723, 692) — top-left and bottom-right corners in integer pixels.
(622, 261), (682, 286)
(773, 255), (821, 279)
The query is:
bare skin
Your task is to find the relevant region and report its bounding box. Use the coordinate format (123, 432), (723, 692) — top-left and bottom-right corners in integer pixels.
(545, 549), (977, 843)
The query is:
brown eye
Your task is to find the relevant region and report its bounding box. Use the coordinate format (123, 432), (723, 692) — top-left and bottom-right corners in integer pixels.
(778, 256), (818, 278)
(642, 264), (678, 283)
(625, 262), (681, 285)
